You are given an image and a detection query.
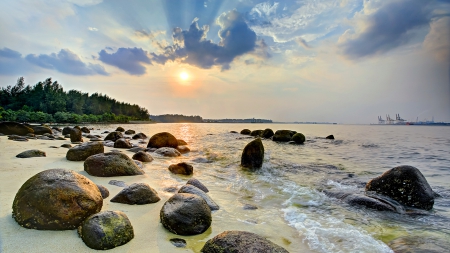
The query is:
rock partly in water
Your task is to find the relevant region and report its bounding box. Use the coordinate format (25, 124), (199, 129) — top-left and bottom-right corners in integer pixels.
(291, 133), (306, 144)
(70, 128), (83, 143)
(115, 126), (125, 132)
(114, 138), (133, 149)
(201, 231), (289, 253)
(155, 147), (181, 157)
(178, 185), (219, 210)
(12, 169), (103, 230)
(241, 138), (264, 169)
(104, 131), (124, 142)
(326, 135), (335, 140)
(61, 144), (72, 148)
(250, 130), (263, 137)
(365, 165), (435, 210)
(132, 151), (154, 162)
(169, 162), (193, 175)
(78, 211), (134, 250)
(124, 130), (135, 135)
(176, 145), (190, 154)
(132, 133), (147, 139)
(97, 184), (110, 199)
(16, 149), (46, 158)
(243, 204), (258, 210)
(147, 132), (178, 149)
(66, 141), (104, 161)
(160, 193), (212, 235)
(84, 152), (145, 177)
(0, 122), (34, 135)
(80, 127), (90, 133)
(240, 129), (251, 135)
(109, 180), (127, 187)
(262, 128), (274, 139)
(186, 178), (209, 193)
(31, 125), (53, 135)
(62, 127), (72, 135)
(170, 238), (187, 248)
(272, 130), (292, 142)
(110, 183), (160, 205)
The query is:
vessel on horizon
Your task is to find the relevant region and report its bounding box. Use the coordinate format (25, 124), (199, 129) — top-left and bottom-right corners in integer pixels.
(375, 114), (450, 126)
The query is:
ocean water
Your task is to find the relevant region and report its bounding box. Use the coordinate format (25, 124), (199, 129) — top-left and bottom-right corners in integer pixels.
(101, 123), (450, 252)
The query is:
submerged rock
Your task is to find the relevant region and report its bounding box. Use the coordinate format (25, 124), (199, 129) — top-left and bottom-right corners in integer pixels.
(132, 133), (147, 139)
(169, 162), (193, 175)
(326, 135), (335, 140)
(12, 169), (103, 230)
(109, 180), (127, 187)
(0, 122), (34, 135)
(147, 132), (178, 148)
(170, 238), (187, 248)
(291, 133), (306, 144)
(201, 231), (289, 253)
(160, 193), (211, 235)
(272, 130), (292, 142)
(241, 138), (264, 169)
(84, 152), (145, 177)
(240, 129), (251, 135)
(66, 141), (104, 161)
(110, 183), (160, 205)
(78, 211), (134, 250)
(132, 151), (153, 162)
(16, 149), (46, 158)
(61, 144), (72, 148)
(178, 185), (219, 210)
(155, 147), (181, 157)
(365, 165), (434, 210)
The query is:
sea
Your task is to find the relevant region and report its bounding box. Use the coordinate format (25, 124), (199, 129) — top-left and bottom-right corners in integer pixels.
(99, 123), (450, 252)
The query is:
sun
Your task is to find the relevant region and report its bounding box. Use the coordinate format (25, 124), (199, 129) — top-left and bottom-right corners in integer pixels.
(180, 71), (189, 81)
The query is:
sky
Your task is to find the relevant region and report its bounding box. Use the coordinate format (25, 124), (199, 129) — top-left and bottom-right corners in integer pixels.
(0, 0), (449, 123)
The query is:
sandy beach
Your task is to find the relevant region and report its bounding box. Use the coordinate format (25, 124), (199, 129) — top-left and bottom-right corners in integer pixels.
(0, 129), (308, 253)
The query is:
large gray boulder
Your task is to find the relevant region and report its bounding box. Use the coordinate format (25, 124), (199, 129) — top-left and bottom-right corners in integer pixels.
(12, 169), (103, 230)
(84, 152), (145, 177)
(366, 165), (435, 210)
(110, 183), (160, 204)
(147, 132), (178, 148)
(0, 122), (34, 135)
(178, 185), (219, 210)
(16, 149), (46, 158)
(66, 141), (104, 161)
(201, 231), (289, 253)
(272, 130), (292, 142)
(241, 138), (264, 169)
(78, 211), (134, 250)
(160, 193), (211, 235)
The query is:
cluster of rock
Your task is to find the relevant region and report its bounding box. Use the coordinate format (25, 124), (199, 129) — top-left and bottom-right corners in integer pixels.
(240, 128), (307, 144)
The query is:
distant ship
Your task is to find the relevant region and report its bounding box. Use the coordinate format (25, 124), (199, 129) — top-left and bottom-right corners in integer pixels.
(375, 114), (450, 126)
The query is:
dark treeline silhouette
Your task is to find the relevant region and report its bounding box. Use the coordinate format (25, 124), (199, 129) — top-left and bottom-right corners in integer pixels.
(150, 114), (203, 123)
(0, 77), (150, 123)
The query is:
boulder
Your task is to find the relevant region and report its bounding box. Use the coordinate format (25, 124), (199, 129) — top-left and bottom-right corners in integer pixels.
(80, 127), (90, 133)
(160, 193), (211, 235)
(291, 133), (306, 144)
(12, 169), (103, 230)
(128, 147), (150, 153)
(155, 147), (181, 157)
(0, 122), (34, 135)
(8, 135), (28, 141)
(97, 184), (110, 199)
(104, 131), (124, 142)
(365, 165), (435, 210)
(177, 139), (188, 145)
(147, 132), (178, 149)
(16, 149), (46, 158)
(66, 141), (104, 161)
(176, 145), (190, 154)
(186, 178), (209, 193)
(250, 130), (263, 137)
(132, 133), (147, 139)
(74, 126), (81, 130)
(124, 130), (135, 135)
(110, 183), (160, 204)
(78, 211), (134, 250)
(32, 125), (53, 135)
(114, 138), (133, 149)
(70, 128), (83, 143)
(62, 127), (72, 135)
(272, 130), (292, 142)
(169, 162), (193, 175)
(132, 151), (153, 162)
(61, 144), (72, 148)
(178, 185), (219, 210)
(84, 152), (145, 177)
(325, 135), (335, 140)
(201, 231), (289, 253)
(240, 129), (251, 135)
(262, 128), (274, 139)
(52, 127), (61, 132)
(115, 126), (125, 132)
(241, 138), (264, 169)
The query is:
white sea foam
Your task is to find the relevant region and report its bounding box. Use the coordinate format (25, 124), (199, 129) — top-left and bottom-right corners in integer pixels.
(326, 180), (359, 190)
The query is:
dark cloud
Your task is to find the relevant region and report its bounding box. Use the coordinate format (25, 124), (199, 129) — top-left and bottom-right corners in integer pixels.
(25, 49), (108, 75)
(98, 47), (151, 75)
(339, 0), (433, 58)
(0, 48), (30, 75)
(0, 48), (22, 58)
(152, 10), (264, 70)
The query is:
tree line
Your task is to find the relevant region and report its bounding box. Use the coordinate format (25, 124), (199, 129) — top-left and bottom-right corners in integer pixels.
(0, 77), (150, 123)
(149, 114), (203, 123)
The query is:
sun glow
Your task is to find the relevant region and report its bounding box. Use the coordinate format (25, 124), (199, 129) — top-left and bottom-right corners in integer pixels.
(180, 71), (189, 81)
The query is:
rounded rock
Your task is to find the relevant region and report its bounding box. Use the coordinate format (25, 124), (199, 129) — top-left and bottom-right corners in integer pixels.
(84, 152), (145, 177)
(114, 138), (133, 149)
(240, 129), (251, 135)
(169, 162), (193, 175)
(110, 183), (160, 204)
(132, 151), (153, 162)
(104, 131), (124, 142)
(66, 141), (104, 161)
(241, 138), (264, 169)
(147, 132), (178, 149)
(16, 149), (46, 158)
(291, 133), (306, 144)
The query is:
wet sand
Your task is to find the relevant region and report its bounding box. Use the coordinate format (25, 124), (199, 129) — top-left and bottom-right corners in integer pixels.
(0, 132), (309, 253)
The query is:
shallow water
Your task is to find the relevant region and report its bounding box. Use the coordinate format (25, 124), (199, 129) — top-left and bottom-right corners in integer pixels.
(96, 123), (450, 252)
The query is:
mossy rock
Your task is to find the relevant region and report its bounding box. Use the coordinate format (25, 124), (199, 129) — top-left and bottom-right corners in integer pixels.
(16, 149), (46, 158)
(78, 211), (134, 250)
(110, 183), (160, 205)
(241, 138), (264, 169)
(272, 130), (292, 142)
(250, 130), (263, 137)
(240, 129), (251, 135)
(291, 133), (305, 144)
(84, 152), (145, 177)
(66, 141), (104, 161)
(31, 126), (53, 135)
(262, 128), (274, 139)
(115, 127), (125, 132)
(0, 122), (34, 135)
(104, 131), (124, 142)
(147, 132), (178, 148)
(12, 169), (103, 230)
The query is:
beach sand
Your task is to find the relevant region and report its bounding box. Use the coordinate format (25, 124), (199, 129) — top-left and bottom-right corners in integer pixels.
(0, 132), (309, 253)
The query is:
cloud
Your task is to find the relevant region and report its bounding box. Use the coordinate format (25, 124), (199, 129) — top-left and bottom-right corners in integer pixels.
(135, 30), (166, 40)
(0, 48), (22, 58)
(98, 47), (151, 75)
(424, 17), (450, 63)
(339, 0), (433, 58)
(0, 48), (30, 75)
(296, 37), (312, 49)
(25, 49), (108, 75)
(66, 0), (103, 6)
(88, 27), (98, 31)
(151, 10), (263, 70)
